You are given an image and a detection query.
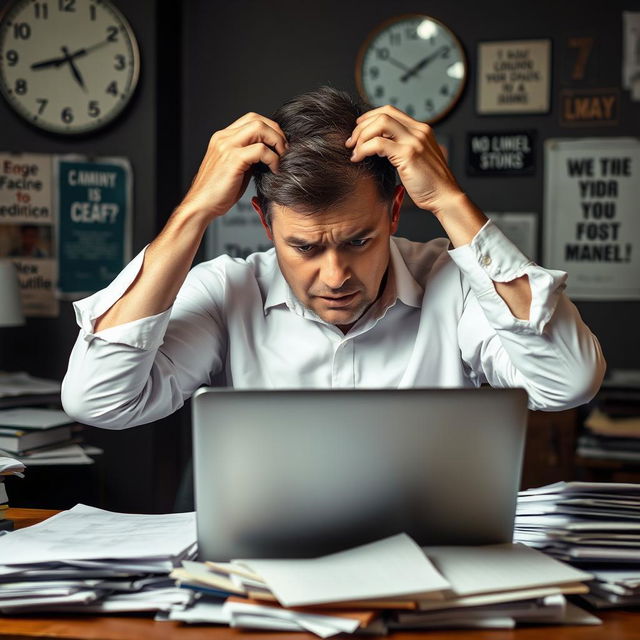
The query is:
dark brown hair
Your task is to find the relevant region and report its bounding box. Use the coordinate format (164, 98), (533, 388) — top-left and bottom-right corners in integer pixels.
(253, 85), (397, 226)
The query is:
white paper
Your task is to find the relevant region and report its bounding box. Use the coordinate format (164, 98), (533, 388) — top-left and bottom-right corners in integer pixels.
(161, 598), (230, 624)
(238, 533), (450, 607)
(0, 408), (71, 429)
(0, 372), (61, 396)
(423, 543), (591, 597)
(0, 503), (196, 565)
(0, 456), (24, 474)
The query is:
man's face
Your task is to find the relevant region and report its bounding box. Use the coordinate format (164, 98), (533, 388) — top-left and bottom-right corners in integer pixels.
(253, 179), (403, 333)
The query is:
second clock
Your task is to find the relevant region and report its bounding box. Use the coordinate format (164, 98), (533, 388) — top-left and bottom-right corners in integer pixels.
(355, 14), (467, 124)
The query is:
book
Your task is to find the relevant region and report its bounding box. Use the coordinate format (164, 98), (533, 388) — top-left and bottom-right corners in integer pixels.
(0, 424), (72, 454)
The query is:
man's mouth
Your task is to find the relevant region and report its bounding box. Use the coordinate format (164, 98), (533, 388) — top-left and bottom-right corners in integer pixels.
(316, 291), (359, 307)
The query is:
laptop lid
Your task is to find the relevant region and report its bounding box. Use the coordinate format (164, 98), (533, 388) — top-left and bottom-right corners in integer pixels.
(192, 387), (528, 561)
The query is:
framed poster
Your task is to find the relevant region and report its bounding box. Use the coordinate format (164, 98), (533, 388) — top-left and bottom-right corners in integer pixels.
(467, 131), (536, 176)
(477, 39), (551, 114)
(544, 138), (640, 300)
(55, 156), (132, 299)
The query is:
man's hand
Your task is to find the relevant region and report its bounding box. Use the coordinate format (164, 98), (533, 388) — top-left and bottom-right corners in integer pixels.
(345, 105), (461, 216)
(179, 112), (288, 221)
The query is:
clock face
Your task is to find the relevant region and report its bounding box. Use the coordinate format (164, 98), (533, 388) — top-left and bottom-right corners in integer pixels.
(0, 0), (140, 134)
(356, 14), (467, 124)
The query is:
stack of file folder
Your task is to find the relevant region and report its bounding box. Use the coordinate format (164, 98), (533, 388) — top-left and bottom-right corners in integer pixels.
(0, 504), (197, 613)
(166, 533), (601, 636)
(514, 481), (640, 608)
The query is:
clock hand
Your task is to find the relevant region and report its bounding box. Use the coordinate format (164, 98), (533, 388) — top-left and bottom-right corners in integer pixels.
(386, 55), (412, 73)
(61, 46), (87, 92)
(64, 38), (113, 63)
(400, 46), (448, 83)
(31, 54), (68, 70)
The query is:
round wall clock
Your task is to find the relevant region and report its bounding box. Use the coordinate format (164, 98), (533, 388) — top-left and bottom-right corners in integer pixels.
(0, 0), (140, 135)
(355, 14), (467, 124)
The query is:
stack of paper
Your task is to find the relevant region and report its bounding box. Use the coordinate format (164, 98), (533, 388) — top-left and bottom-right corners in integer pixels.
(515, 481), (640, 608)
(0, 408), (100, 465)
(167, 533), (599, 637)
(1, 456), (25, 516)
(0, 504), (197, 613)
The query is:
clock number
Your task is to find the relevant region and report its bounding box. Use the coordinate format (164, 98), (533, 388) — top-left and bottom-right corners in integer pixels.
(36, 99), (48, 115)
(425, 99), (434, 112)
(88, 100), (100, 118)
(13, 23), (31, 39)
(369, 66), (379, 80)
(106, 81), (118, 96)
(34, 2), (49, 19)
(6, 50), (19, 66)
(14, 79), (27, 95)
(61, 107), (74, 123)
(107, 25), (119, 42)
(375, 86), (385, 99)
(389, 32), (401, 46)
(376, 47), (389, 61)
(114, 54), (126, 70)
(405, 28), (418, 40)
(390, 96), (399, 106)
(441, 46), (451, 59)
(406, 104), (415, 117)
(90, 4), (96, 20)
(440, 85), (449, 96)
(58, 0), (76, 12)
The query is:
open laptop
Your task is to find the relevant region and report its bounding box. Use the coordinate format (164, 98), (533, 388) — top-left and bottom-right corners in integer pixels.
(192, 387), (528, 561)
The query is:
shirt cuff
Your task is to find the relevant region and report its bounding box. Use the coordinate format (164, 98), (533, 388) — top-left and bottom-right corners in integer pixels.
(72, 244), (172, 350)
(448, 219), (568, 334)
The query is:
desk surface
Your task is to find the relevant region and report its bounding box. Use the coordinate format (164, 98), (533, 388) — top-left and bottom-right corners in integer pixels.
(3, 509), (640, 640)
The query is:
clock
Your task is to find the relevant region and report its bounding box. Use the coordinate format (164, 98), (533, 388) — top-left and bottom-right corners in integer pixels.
(0, 0), (140, 135)
(355, 14), (467, 124)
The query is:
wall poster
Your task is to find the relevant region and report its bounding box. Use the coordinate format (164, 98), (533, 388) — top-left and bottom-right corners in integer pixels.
(477, 39), (551, 114)
(55, 156), (132, 299)
(544, 138), (640, 300)
(0, 152), (58, 317)
(487, 212), (538, 262)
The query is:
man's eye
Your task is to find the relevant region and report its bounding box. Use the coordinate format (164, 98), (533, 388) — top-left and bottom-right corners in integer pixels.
(349, 239), (369, 247)
(295, 245), (314, 253)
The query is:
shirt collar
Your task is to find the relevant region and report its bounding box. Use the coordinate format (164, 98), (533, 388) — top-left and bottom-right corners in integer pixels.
(263, 237), (424, 315)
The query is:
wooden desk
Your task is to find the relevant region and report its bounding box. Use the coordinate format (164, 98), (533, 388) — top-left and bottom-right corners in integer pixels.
(2, 509), (640, 640)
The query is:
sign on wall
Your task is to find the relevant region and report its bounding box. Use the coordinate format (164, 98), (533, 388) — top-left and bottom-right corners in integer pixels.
(467, 131), (536, 176)
(477, 39), (551, 114)
(55, 156), (132, 299)
(0, 152), (58, 317)
(560, 88), (619, 127)
(487, 212), (538, 261)
(544, 138), (640, 300)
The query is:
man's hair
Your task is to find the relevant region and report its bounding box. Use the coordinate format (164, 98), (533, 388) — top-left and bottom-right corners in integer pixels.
(253, 85), (398, 226)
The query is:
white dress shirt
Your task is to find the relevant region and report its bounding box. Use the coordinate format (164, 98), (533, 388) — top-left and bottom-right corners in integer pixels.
(61, 220), (605, 429)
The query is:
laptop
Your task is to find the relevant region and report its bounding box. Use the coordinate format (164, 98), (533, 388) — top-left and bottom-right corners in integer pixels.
(192, 387), (528, 561)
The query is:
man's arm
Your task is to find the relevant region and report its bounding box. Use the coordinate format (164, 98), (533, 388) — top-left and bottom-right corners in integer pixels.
(346, 107), (531, 320)
(95, 113), (288, 332)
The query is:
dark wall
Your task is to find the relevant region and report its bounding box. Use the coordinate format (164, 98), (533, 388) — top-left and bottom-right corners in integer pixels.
(183, 0), (640, 371)
(0, 0), (185, 513)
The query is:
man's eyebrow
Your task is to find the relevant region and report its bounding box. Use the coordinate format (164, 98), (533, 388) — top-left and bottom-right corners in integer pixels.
(283, 228), (376, 245)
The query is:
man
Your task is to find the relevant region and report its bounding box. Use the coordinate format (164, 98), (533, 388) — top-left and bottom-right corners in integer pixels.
(62, 86), (605, 429)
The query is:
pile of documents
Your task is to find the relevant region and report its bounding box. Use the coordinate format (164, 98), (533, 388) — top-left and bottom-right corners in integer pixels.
(166, 533), (601, 636)
(0, 504), (197, 613)
(0, 408), (100, 466)
(514, 480), (640, 608)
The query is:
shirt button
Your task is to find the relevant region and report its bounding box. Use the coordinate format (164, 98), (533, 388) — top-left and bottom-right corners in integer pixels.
(481, 255), (492, 266)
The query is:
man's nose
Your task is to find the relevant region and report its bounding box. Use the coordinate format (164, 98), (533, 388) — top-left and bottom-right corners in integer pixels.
(320, 250), (350, 290)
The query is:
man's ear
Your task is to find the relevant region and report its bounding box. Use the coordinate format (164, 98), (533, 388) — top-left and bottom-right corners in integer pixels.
(251, 196), (274, 241)
(390, 185), (404, 235)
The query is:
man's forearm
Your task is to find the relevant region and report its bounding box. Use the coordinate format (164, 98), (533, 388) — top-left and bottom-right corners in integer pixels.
(94, 206), (210, 332)
(433, 192), (532, 321)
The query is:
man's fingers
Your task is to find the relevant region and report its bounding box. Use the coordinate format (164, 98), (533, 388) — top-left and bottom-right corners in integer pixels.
(226, 112), (288, 151)
(347, 114), (415, 152)
(237, 143), (281, 174)
(220, 119), (287, 157)
(350, 136), (400, 163)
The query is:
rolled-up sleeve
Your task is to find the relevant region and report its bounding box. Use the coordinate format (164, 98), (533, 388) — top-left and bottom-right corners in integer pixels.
(61, 247), (227, 429)
(449, 219), (606, 411)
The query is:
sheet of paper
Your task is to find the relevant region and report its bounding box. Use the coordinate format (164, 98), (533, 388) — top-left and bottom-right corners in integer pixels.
(160, 598), (230, 624)
(237, 533), (450, 607)
(0, 408), (71, 429)
(0, 372), (61, 397)
(0, 503), (196, 565)
(423, 543), (591, 597)
(0, 456), (24, 474)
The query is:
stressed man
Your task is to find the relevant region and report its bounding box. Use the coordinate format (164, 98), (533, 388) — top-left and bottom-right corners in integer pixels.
(62, 86), (605, 429)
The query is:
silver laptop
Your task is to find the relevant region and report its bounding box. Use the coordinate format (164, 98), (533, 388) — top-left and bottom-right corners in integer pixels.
(192, 387), (528, 561)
